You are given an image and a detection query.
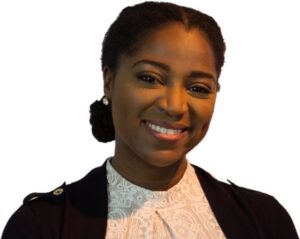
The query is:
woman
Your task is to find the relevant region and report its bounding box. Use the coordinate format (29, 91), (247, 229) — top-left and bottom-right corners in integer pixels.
(2, 2), (298, 239)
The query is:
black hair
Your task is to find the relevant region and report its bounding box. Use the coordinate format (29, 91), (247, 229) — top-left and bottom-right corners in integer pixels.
(90, 1), (226, 143)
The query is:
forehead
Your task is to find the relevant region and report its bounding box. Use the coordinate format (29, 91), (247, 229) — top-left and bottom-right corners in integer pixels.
(120, 23), (217, 77)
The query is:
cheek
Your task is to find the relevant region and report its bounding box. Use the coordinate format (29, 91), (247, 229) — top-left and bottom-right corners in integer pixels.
(191, 98), (216, 135)
(194, 96), (216, 119)
(110, 82), (146, 132)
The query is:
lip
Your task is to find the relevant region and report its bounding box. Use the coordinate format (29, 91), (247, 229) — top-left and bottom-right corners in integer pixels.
(143, 120), (189, 142)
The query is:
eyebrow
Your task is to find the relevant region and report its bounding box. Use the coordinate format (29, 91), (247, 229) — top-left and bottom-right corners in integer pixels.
(132, 59), (216, 82)
(132, 59), (170, 71)
(188, 71), (216, 81)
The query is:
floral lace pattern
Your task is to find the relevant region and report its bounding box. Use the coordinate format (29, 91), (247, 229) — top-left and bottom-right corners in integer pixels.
(105, 160), (226, 239)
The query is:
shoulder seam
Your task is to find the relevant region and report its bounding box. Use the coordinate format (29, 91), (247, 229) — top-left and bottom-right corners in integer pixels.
(23, 182), (66, 203)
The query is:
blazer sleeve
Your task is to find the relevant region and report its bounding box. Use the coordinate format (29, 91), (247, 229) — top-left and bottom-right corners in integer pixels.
(271, 197), (299, 239)
(236, 185), (299, 239)
(2, 186), (66, 239)
(2, 204), (41, 239)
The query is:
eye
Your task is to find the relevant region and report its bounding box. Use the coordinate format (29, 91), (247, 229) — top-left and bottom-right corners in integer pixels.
(137, 73), (162, 85)
(188, 85), (211, 95)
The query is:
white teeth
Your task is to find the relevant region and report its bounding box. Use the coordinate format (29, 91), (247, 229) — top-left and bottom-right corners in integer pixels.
(146, 122), (182, 135)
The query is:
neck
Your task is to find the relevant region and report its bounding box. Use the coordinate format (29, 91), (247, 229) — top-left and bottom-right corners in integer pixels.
(111, 151), (187, 191)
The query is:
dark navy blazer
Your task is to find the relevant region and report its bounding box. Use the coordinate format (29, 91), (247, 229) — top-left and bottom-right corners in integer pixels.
(2, 162), (299, 239)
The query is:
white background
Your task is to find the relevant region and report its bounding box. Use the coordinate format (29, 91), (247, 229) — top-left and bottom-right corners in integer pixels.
(0, 0), (299, 234)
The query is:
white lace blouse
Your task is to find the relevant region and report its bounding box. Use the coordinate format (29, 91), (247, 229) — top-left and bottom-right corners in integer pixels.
(105, 160), (226, 239)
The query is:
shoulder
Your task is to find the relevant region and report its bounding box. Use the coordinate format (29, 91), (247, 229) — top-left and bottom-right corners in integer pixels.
(192, 164), (280, 215)
(2, 184), (67, 239)
(2, 164), (107, 239)
(192, 164), (299, 238)
(192, 163), (280, 205)
(23, 183), (66, 204)
(226, 181), (299, 238)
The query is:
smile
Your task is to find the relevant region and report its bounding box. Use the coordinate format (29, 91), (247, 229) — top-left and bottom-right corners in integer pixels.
(145, 121), (183, 135)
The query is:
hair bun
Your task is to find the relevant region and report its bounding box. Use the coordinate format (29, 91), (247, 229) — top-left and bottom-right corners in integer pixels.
(89, 98), (115, 142)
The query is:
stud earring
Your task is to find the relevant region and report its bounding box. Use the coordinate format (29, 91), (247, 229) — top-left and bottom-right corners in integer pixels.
(102, 96), (110, 106)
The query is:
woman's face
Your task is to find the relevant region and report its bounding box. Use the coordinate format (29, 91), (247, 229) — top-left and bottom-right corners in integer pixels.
(104, 23), (218, 168)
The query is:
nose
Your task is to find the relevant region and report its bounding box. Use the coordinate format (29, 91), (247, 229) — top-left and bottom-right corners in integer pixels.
(157, 86), (188, 117)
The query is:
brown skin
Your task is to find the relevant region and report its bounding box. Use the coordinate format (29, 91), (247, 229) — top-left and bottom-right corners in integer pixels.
(104, 23), (218, 191)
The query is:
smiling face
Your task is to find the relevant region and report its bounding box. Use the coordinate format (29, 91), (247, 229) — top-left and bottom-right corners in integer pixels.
(104, 23), (218, 179)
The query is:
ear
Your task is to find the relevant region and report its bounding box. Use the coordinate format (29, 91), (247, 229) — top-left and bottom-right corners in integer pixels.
(103, 66), (114, 100)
